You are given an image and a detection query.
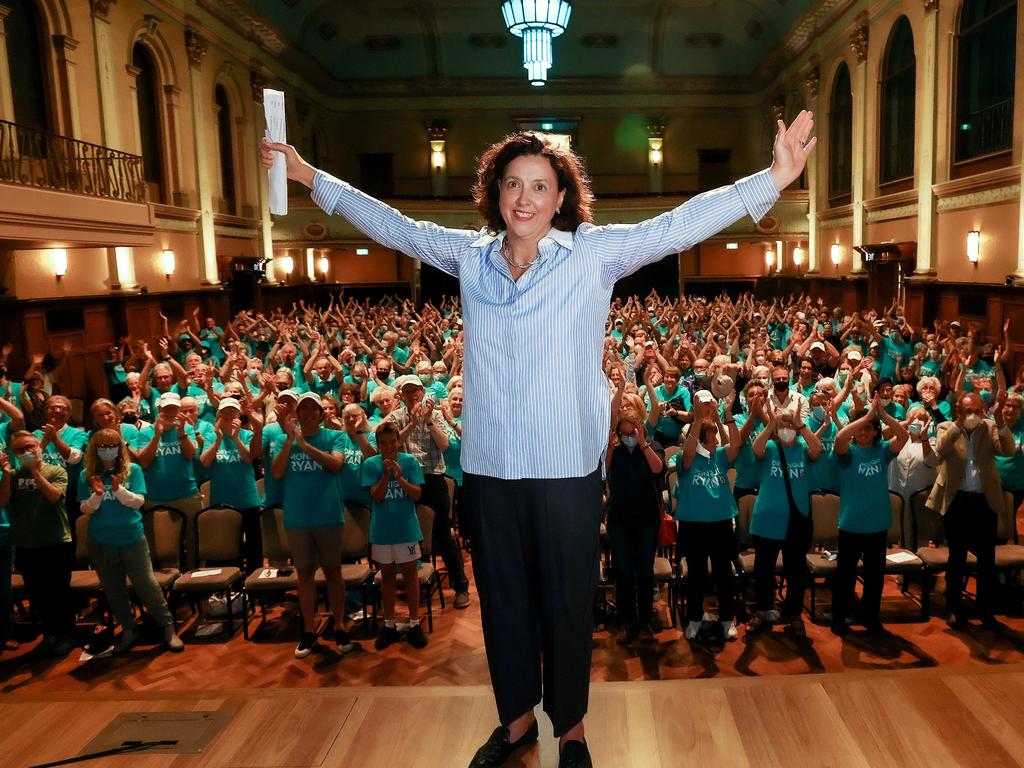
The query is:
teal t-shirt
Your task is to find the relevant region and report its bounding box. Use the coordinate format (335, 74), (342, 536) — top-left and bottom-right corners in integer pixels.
(207, 429), (260, 509)
(361, 452), (425, 545)
(751, 439), (813, 540)
(184, 382), (222, 425)
(261, 421), (285, 507)
(103, 360), (127, 385)
(192, 420), (217, 484)
(808, 416), (841, 492)
(34, 424), (89, 504)
(337, 430), (377, 508)
(996, 419), (1024, 491)
(443, 418), (463, 487)
(275, 428), (345, 529)
(650, 385), (690, 443)
(78, 463), (147, 547)
(672, 447), (737, 523)
(836, 440), (896, 533)
(200, 327), (224, 361)
(879, 337), (912, 380)
(310, 373), (340, 397)
(732, 412), (764, 490)
(132, 423), (199, 502)
(883, 401), (906, 421)
(0, 425), (11, 544)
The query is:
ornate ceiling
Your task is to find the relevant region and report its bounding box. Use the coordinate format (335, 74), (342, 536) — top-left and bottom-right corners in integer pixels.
(237, 0), (818, 87)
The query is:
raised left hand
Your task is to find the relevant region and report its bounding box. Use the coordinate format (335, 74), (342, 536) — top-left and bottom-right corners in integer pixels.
(769, 110), (817, 192)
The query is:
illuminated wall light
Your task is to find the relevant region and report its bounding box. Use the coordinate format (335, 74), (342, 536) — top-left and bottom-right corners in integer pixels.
(764, 249), (774, 267)
(318, 254), (329, 276)
(355, 248), (369, 256)
(648, 138), (663, 167)
(161, 249), (176, 278)
(830, 243), (842, 265)
(726, 242), (739, 250)
(280, 254), (294, 275)
(967, 230), (980, 263)
(793, 246), (805, 266)
(51, 248), (68, 278)
(430, 140), (446, 173)
(305, 247), (315, 279)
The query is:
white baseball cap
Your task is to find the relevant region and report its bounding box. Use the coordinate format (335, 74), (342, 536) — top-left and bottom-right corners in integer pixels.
(156, 391), (181, 409)
(810, 341), (826, 352)
(217, 397), (241, 413)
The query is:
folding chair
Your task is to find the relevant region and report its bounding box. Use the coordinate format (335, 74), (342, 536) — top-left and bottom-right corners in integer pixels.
(242, 506), (298, 639)
(805, 493), (840, 621)
(881, 492), (927, 619)
(316, 502), (376, 635)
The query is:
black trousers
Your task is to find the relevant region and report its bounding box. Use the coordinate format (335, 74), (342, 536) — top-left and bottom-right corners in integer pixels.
(464, 467), (603, 737)
(16, 542), (75, 640)
(944, 491), (998, 616)
(421, 474), (468, 592)
(678, 519), (737, 623)
(606, 516), (659, 630)
(241, 507), (263, 574)
(752, 509), (813, 616)
(832, 529), (887, 626)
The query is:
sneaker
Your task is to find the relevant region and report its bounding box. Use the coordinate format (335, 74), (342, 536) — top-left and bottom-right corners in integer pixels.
(334, 628), (356, 654)
(764, 609), (781, 623)
(407, 623), (428, 649)
(163, 625), (184, 652)
(114, 628), (136, 654)
(721, 620), (738, 641)
(453, 590), (471, 609)
(294, 631), (317, 658)
(374, 624), (400, 651)
(684, 621), (701, 640)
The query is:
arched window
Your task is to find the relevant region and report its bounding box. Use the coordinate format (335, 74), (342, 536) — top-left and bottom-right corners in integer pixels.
(879, 17), (915, 185)
(132, 43), (166, 203)
(828, 62), (852, 204)
(214, 85), (236, 215)
(954, 0), (1016, 165)
(5, 0), (51, 132)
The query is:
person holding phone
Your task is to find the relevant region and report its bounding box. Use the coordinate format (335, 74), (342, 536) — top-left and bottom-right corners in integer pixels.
(78, 428), (183, 653)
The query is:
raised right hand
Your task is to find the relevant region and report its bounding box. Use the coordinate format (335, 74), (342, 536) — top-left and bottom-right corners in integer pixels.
(260, 138), (316, 189)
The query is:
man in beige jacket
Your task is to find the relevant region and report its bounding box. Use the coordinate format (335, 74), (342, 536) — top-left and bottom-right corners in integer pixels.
(927, 391), (1014, 627)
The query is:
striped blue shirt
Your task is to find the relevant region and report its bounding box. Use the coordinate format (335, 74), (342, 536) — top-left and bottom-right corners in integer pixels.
(311, 168), (779, 480)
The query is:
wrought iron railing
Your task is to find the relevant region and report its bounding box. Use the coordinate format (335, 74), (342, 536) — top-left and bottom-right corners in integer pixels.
(956, 98), (1014, 161)
(0, 119), (147, 203)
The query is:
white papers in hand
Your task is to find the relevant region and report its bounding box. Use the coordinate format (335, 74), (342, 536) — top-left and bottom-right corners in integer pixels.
(263, 88), (288, 216)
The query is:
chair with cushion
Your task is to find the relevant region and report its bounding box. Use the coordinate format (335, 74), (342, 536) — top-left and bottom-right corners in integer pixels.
(373, 504), (444, 632)
(733, 493), (769, 616)
(242, 506), (298, 639)
(881, 492), (927, 618)
(171, 505), (248, 638)
(141, 505), (184, 595)
(71, 515), (104, 603)
(995, 490), (1024, 572)
(805, 493), (841, 621)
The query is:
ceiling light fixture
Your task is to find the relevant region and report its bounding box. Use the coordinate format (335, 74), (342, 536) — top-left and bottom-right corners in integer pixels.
(501, 0), (572, 86)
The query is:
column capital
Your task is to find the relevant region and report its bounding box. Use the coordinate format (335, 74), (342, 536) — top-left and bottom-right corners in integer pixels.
(850, 23), (869, 63)
(250, 69), (267, 103)
(802, 65), (820, 98)
(923, 0), (938, 12)
(425, 119), (448, 141)
(89, 0), (116, 19)
(646, 117), (666, 139)
(0, 5), (13, 22)
(185, 28), (208, 69)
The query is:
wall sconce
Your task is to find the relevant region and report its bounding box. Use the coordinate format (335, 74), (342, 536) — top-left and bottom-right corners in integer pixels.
(793, 245), (805, 267)
(161, 249), (175, 278)
(318, 254), (329, 277)
(726, 242), (739, 250)
(967, 230), (980, 263)
(430, 140), (446, 173)
(355, 248), (369, 256)
(764, 249), (774, 269)
(830, 243), (842, 266)
(280, 254), (294, 275)
(51, 248), (67, 279)
(648, 137), (663, 167)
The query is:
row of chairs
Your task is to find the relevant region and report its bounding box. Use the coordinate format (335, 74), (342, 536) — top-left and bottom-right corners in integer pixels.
(61, 501), (447, 641)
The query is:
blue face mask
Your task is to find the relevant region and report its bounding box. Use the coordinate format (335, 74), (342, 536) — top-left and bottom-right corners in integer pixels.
(98, 446), (120, 462)
(620, 435), (638, 448)
(811, 406), (826, 422)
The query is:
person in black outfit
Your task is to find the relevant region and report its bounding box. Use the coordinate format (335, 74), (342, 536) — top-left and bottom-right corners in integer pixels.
(604, 408), (664, 644)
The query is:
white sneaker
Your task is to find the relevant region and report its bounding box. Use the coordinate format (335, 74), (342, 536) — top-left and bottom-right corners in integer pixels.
(685, 621), (701, 640)
(764, 609), (781, 623)
(721, 621), (738, 641)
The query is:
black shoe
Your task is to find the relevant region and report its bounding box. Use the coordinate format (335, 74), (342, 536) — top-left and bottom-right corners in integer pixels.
(830, 621), (849, 637)
(375, 624), (400, 651)
(615, 626), (637, 645)
(407, 623), (428, 649)
(862, 620), (885, 635)
(978, 612), (1001, 630)
(559, 740), (593, 768)
(294, 632), (317, 659)
(335, 628), (357, 654)
(468, 721), (539, 768)
(637, 624), (655, 644)
(947, 611), (968, 630)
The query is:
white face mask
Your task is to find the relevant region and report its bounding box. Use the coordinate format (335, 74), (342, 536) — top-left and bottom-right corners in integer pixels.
(908, 421), (924, 437)
(881, 398), (892, 407)
(620, 435), (638, 449)
(963, 414), (981, 431)
(811, 406), (826, 422)
(777, 428), (797, 444)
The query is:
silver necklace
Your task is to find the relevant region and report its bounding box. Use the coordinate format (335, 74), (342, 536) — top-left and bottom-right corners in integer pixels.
(500, 239), (537, 270)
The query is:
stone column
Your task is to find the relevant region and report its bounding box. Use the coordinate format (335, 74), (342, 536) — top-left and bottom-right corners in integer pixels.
(0, 6), (15, 122)
(803, 68), (821, 273)
(90, 0), (121, 149)
(186, 28), (219, 285)
(849, 20), (869, 273)
(915, 0), (939, 276)
(250, 70), (275, 269)
(52, 34), (82, 139)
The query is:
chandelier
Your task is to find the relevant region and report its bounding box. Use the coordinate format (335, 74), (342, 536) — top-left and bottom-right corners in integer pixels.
(501, 0), (573, 86)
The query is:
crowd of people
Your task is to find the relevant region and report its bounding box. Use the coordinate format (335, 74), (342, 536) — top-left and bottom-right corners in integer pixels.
(0, 290), (1021, 660)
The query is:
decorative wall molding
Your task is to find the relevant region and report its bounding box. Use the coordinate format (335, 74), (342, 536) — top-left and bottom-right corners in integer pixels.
(866, 203), (918, 223)
(819, 215), (854, 229)
(936, 184), (1020, 213)
(185, 28), (208, 68)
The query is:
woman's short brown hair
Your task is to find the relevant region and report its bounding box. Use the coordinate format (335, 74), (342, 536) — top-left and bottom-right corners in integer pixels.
(473, 132), (594, 234)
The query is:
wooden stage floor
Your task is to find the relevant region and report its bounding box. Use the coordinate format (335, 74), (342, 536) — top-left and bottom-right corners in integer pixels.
(2, 663), (1024, 767)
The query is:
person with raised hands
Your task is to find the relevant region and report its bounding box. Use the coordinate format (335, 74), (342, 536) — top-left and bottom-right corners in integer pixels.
(270, 391), (352, 659)
(830, 395), (909, 635)
(674, 393), (743, 642)
(78, 428), (183, 654)
(747, 404), (821, 636)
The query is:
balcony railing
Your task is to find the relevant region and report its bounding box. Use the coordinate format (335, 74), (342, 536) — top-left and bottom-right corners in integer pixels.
(0, 119), (146, 203)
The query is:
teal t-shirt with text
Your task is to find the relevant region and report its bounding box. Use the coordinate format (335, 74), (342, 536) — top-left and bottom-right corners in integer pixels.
(751, 439), (813, 540)
(207, 429), (261, 510)
(836, 440), (896, 533)
(361, 452), (425, 545)
(78, 463), (147, 547)
(672, 447), (737, 523)
(274, 428), (345, 529)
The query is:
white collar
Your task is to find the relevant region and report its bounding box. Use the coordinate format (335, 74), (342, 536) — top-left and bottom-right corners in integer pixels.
(469, 227), (574, 251)
(695, 444), (711, 459)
